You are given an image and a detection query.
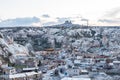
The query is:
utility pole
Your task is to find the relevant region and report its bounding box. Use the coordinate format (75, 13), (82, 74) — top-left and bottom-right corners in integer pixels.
(81, 18), (89, 27)
(87, 20), (89, 27)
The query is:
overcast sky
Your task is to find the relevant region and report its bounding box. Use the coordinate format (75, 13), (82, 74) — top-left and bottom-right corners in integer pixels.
(0, 0), (120, 26)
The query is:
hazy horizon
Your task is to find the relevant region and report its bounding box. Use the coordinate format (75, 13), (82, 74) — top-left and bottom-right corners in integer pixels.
(0, 0), (120, 27)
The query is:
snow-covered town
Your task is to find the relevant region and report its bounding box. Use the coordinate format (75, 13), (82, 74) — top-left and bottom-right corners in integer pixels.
(0, 21), (120, 80)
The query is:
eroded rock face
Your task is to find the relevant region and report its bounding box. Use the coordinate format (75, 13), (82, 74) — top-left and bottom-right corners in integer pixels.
(0, 32), (29, 64)
(1, 27), (120, 56)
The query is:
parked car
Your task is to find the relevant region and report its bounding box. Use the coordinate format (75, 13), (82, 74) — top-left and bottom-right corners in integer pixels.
(50, 72), (54, 76)
(42, 69), (47, 73)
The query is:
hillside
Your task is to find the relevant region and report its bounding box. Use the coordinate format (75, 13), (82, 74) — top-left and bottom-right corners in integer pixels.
(0, 32), (29, 66)
(0, 24), (120, 56)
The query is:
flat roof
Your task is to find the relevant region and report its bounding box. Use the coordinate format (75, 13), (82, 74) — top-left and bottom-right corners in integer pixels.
(0, 71), (41, 79)
(23, 67), (39, 71)
(61, 77), (91, 80)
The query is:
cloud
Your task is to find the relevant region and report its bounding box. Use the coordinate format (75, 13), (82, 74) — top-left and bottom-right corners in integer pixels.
(81, 18), (88, 21)
(0, 17), (40, 27)
(98, 19), (120, 23)
(97, 7), (120, 25)
(56, 17), (71, 23)
(41, 17), (73, 26)
(56, 16), (82, 24)
(42, 14), (50, 18)
(42, 16), (86, 26)
(42, 21), (57, 26)
(104, 7), (120, 18)
(0, 15), (90, 27)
